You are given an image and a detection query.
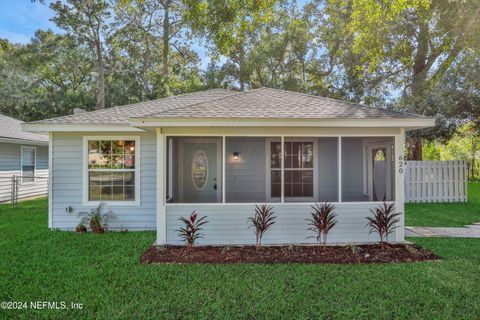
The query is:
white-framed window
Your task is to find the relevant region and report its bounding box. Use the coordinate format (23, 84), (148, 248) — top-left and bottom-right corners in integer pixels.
(83, 136), (140, 206)
(21, 146), (36, 183)
(268, 139), (317, 201)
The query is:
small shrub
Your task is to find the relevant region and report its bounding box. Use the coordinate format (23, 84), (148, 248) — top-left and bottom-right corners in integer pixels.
(176, 210), (208, 247)
(248, 204), (276, 248)
(75, 223), (87, 234)
(365, 202), (401, 250)
(307, 202), (337, 245)
(78, 203), (117, 234)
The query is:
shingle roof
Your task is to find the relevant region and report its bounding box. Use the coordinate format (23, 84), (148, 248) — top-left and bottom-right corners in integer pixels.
(26, 87), (426, 126)
(27, 89), (235, 125)
(0, 114), (48, 143)
(141, 88), (426, 120)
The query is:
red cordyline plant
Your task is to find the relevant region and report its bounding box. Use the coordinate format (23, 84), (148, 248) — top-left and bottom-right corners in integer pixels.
(365, 202), (401, 250)
(176, 210), (208, 248)
(248, 204), (276, 248)
(307, 202), (337, 245)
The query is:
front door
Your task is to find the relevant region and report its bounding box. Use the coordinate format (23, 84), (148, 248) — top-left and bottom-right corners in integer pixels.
(180, 139), (221, 203)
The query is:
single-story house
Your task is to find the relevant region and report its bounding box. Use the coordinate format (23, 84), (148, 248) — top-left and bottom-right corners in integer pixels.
(23, 88), (434, 245)
(0, 113), (49, 202)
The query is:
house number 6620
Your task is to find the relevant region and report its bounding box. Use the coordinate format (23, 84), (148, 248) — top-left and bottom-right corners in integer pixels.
(398, 155), (404, 174)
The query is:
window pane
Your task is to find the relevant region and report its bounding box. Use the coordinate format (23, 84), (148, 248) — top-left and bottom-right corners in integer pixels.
(112, 186), (124, 200)
(112, 140), (124, 154)
(89, 186), (101, 200)
(100, 141), (111, 155)
(111, 154), (124, 169)
(89, 172), (101, 186)
(124, 141), (135, 155)
(271, 171), (281, 183)
(124, 172), (135, 186)
(302, 143), (314, 168)
(100, 186), (113, 200)
(124, 155), (135, 169)
(270, 142), (281, 168)
(112, 172), (124, 186)
(124, 186), (135, 200)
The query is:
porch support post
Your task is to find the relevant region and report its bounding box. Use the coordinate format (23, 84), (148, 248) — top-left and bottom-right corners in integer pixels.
(281, 136), (285, 203)
(338, 137), (342, 202)
(222, 136), (226, 203)
(156, 128), (167, 245)
(48, 132), (53, 229)
(395, 129), (406, 242)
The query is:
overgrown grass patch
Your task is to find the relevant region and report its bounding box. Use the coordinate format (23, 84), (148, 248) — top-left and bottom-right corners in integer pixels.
(1, 198), (480, 318)
(406, 182), (480, 227)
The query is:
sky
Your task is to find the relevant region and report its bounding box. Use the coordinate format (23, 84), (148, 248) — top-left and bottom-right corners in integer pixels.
(0, 0), (307, 70)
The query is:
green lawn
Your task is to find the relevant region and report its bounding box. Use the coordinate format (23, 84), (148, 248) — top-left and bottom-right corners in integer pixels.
(1, 199), (480, 318)
(405, 182), (480, 227)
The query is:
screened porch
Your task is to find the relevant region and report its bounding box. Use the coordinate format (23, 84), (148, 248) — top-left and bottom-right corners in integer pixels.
(165, 136), (396, 204)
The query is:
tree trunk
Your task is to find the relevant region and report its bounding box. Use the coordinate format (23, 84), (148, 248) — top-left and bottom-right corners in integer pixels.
(162, 0), (170, 89)
(405, 17), (429, 160)
(143, 42), (150, 100)
(95, 38), (105, 110)
(239, 43), (246, 91)
(406, 136), (423, 160)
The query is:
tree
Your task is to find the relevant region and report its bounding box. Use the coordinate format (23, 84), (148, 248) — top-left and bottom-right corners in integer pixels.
(115, 0), (190, 96)
(338, 0), (480, 159)
(184, 0), (279, 91)
(50, 0), (111, 110)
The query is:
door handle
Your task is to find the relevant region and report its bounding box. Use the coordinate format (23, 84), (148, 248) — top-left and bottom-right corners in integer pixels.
(213, 178), (217, 190)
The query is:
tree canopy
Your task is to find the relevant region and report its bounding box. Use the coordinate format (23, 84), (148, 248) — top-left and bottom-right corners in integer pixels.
(1, 0), (479, 160)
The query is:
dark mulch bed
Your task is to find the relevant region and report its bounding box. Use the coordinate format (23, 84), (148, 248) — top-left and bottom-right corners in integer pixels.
(141, 243), (441, 264)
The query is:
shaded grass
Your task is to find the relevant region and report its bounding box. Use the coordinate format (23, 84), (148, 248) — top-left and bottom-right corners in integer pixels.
(405, 182), (480, 227)
(1, 198), (480, 319)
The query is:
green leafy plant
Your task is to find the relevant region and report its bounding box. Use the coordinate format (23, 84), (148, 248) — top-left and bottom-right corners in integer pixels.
(365, 202), (401, 250)
(78, 203), (117, 234)
(176, 210), (208, 247)
(248, 204), (276, 248)
(307, 202), (337, 245)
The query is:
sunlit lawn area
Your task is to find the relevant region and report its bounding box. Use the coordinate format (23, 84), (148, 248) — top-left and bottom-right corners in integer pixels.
(1, 198), (480, 319)
(406, 182), (480, 227)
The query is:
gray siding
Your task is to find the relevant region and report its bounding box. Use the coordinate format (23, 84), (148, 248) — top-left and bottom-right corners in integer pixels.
(166, 203), (399, 245)
(0, 142), (48, 172)
(51, 132), (156, 230)
(225, 137), (267, 202)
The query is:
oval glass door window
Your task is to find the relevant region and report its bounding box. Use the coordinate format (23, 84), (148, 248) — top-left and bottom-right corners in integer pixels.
(191, 150), (208, 190)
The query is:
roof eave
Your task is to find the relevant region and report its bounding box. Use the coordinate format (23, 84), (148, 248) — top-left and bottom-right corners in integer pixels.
(0, 137), (48, 145)
(21, 123), (146, 133)
(129, 117), (436, 129)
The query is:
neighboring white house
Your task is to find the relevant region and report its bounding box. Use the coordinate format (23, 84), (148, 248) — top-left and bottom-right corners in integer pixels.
(0, 114), (49, 202)
(23, 88), (435, 245)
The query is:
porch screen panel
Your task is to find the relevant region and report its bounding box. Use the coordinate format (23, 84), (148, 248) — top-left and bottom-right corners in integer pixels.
(225, 137), (268, 203)
(341, 137), (395, 202)
(317, 138), (338, 202)
(167, 137), (223, 203)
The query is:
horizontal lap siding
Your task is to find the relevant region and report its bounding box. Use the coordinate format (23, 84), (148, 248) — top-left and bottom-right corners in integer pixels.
(166, 203), (392, 245)
(51, 132), (156, 230)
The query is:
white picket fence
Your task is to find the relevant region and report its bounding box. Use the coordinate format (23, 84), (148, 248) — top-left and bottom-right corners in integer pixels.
(404, 160), (467, 203)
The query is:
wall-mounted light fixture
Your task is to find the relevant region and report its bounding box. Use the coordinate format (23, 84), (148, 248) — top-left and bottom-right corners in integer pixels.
(233, 152), (239, 160)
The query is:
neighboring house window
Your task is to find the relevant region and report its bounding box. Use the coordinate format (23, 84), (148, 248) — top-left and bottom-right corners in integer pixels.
(86, 139), (138, 202)
(21, 147), (36, 183)
(270, 141), (314, 199)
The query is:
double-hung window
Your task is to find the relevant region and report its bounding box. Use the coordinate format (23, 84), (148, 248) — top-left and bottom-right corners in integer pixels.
(269, 140), (315, 200)
(86, 138), (139, 204)
(21, 146), (36, 183)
